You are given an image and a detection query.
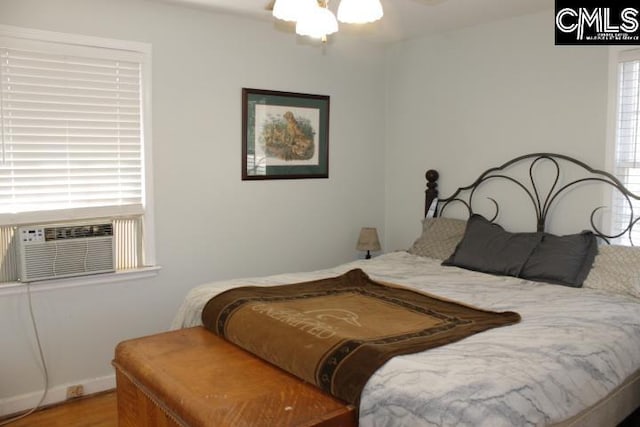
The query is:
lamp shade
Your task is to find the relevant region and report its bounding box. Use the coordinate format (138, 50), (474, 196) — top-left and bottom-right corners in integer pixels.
(296, 5), (339, 39)
(273, 0), (317, 22)
(356, 227), (381, 252)
(337, 0), (384, 24)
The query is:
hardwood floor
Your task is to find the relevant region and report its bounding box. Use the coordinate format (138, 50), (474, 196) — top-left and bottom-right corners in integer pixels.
(1, 391), (117, 427)
(1, 389), (639, 426)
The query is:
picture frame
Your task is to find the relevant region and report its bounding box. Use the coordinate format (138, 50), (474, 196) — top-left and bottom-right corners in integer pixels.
(242, 88), (330, 180)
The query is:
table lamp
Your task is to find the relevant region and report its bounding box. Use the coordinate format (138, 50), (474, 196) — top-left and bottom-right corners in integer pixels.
(356, 227), (381, 259)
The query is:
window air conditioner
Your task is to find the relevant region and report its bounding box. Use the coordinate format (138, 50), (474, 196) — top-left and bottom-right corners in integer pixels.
(17, 222), (115, 282)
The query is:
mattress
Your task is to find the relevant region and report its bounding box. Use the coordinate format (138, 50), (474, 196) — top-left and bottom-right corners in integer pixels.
(171, 251), (640, 426)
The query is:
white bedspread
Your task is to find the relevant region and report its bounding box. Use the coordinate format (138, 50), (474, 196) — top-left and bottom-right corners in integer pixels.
(171, 251), (640, 426)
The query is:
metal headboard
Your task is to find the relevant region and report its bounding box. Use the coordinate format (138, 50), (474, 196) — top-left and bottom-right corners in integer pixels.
(423, 153), (640, 242)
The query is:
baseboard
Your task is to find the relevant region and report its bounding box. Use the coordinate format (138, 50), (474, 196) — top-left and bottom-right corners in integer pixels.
(0, 374), (115, 417)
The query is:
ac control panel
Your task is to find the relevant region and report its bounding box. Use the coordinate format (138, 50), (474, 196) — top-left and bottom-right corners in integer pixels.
(20, 228), (45, 244)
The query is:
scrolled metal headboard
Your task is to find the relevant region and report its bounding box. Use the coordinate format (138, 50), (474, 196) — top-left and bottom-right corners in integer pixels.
(424, 153), (640, 243)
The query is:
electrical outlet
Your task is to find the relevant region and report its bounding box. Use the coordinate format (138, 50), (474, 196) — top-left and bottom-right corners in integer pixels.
(66, 384), (84, 399)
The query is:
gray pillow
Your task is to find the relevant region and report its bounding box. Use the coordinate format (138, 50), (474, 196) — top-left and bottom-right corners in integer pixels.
(408, 217), (467, 260)
(520, 231), (597, 288)
(442, 214), (541, 277)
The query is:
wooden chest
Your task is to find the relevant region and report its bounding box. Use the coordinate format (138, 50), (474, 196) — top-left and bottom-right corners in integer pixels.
(112, 327), (357, 427)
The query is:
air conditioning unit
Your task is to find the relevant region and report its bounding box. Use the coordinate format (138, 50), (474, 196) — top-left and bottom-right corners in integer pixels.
(17, 222), (115, 282)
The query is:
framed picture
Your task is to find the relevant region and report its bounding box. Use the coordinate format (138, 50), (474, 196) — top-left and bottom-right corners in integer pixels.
(242, 88), (330, 180)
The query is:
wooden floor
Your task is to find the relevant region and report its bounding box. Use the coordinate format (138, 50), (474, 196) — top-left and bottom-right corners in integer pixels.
(2, 389), (639, 426)
(2, 391), (117, 427)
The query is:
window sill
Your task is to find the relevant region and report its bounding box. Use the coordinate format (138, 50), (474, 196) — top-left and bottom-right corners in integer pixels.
(0, 266), (162, 297)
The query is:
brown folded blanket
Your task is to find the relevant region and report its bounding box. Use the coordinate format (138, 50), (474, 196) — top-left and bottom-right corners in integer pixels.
(201, 268), (520, 405)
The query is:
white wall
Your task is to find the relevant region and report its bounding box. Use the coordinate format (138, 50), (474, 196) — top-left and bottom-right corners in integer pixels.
(384, 9), (610, 251)
(0, 0), (386, 411)
(0, 1), (617, 415)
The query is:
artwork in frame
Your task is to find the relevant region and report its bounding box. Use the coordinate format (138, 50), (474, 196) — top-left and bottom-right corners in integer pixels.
(242, 88), (330, 180)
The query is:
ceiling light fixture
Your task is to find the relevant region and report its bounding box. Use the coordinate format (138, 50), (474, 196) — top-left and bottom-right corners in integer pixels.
(272, 0), (384, 42)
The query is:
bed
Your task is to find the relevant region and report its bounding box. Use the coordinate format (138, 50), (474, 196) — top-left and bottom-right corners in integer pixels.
(124, 153), (640, 426)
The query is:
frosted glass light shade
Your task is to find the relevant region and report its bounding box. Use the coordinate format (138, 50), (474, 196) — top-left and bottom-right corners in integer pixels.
(296, 6), (338, 39)
(337, 0), (384, 24)
(272, 0), (317, 22)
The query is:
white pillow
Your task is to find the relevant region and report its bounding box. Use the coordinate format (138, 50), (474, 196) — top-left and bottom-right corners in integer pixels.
(408, 217), (467, 261)
(583, 245), (640, 299)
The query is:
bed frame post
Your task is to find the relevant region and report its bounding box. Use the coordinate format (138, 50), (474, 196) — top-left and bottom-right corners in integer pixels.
(425, 169), (439, 218)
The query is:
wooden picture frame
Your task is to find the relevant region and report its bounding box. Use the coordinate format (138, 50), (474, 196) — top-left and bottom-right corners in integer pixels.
(242, 88), (330, 180)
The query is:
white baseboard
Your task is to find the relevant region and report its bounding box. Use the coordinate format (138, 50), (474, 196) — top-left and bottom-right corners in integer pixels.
(0, 374), (115, 417)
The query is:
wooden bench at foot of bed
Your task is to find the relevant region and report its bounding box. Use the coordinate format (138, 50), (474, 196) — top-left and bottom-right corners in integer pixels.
(112, 326), (357, 427)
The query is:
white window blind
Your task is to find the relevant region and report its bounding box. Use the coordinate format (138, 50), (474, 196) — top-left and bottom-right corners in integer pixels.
(0, 33), (145, 225)
(613, 49), (640, 245)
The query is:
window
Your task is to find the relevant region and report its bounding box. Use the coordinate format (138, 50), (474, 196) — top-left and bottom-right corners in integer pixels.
(611, 48), (640, 245)
(0, 25), (154, 282)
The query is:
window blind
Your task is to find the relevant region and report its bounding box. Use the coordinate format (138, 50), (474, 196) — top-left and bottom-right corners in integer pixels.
(0, 35), (145, 226)
(613, 49), (640, 245)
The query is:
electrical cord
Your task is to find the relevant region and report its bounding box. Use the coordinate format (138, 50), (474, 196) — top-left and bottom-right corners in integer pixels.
(0, 283), (49, 425)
